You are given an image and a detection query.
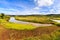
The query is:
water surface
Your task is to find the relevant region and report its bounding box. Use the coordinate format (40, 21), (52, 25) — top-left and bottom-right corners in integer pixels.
(9, 17), (53, 27)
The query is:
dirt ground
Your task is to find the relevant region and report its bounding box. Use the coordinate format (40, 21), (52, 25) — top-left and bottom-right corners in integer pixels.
(0, 25), (59, 40)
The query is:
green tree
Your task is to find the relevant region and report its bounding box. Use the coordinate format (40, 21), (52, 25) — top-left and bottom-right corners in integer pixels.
(0, 13), (5, 19)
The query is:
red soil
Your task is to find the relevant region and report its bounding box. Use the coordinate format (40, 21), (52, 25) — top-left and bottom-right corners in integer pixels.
(0, 25), (59, 40)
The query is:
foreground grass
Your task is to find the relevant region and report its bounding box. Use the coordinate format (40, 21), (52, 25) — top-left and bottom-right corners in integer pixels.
(0, 25), (60, 40)
(5, 22), (36, 30)
(0, 19), (36, 30)
(23, 30), (60, 40)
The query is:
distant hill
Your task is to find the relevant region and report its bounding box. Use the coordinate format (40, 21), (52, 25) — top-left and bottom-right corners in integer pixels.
(8, 14), (60, 17)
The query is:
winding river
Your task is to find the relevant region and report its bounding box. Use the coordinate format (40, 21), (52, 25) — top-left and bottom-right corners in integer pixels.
(9, 17), (54, 27)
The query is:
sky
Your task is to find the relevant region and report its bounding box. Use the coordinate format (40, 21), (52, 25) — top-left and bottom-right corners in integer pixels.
(0, 0), (60, 15)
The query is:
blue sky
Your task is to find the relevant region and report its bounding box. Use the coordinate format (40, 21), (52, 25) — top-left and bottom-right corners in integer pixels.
(0, 0), (60, 15)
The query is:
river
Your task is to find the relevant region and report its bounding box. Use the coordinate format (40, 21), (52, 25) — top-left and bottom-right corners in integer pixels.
(9, 17), (53, 27)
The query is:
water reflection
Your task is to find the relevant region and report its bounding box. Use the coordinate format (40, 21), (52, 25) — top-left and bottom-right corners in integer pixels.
(9, 17), (29, 24)
(52, 20), (60, 23)
(9, 17), (53, 26)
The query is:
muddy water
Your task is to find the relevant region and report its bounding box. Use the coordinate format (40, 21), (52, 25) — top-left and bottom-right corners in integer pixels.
(9, 17), (31, 24)
(9, 17), (53, 27)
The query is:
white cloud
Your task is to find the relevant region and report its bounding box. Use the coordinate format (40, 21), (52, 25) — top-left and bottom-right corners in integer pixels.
(34, 0), (54, 6)
(34, 0), (54, 10)
(33, 7), (40, 10)
(0, 8), (22, 15)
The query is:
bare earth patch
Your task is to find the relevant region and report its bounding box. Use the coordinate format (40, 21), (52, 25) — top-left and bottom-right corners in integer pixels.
(0, 25), (59, 40)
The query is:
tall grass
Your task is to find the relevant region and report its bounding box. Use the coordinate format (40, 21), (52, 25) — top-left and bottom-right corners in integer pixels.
(15, 16), (53, 24)
(23, 30), (60, 40)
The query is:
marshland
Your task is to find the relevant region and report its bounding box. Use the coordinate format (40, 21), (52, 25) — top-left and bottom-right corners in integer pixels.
(0, 13), (60, 40)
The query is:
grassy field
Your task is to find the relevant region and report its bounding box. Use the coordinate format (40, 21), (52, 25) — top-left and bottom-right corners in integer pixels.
(15, 16), (53, 24)
(0, 25), (60, 40)
(0, 14), (60, 40)
(15, 15), (60, 24)
(0, 19), (36, 30)
(23, 29), (60, 40)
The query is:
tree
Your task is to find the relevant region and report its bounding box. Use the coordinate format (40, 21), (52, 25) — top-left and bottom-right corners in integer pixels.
(0, 13), (5, 19)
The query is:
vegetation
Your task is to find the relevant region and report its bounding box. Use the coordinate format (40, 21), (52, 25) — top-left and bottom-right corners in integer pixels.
(52, 22), (60, 26)
(0, 13), (10, 21)
(0, 19), (36, 30)
(23, 30), (60, 40)
(15, 16), (52, 24)
(0, 25), (60, 40)
(0, 13), (5, 19)
(15, 15), (60, 24)
(0, 13), (60, 40)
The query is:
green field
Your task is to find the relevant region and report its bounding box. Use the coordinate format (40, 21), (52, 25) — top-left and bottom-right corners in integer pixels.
(0, 13), (60, 40)
(0, 13), (60, 30)
(15, 16), (52, 24)
(0, 19), (36, 30)
(15, 15), (60, 24)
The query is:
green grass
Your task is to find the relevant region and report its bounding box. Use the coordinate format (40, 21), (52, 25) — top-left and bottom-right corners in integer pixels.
(5, 22), (36, 30)
(51, 20), (60, 26)
(15, 16), (53, 24)
(0, 19), (36, 30)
